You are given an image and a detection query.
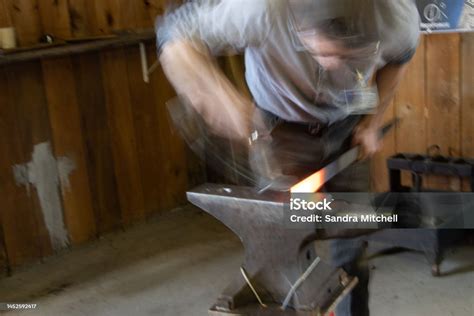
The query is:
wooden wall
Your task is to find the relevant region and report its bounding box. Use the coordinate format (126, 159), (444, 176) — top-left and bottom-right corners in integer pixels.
(0, 0), (201, 274)
(372, 33), (474, 192)
(0, 0), (473, 275)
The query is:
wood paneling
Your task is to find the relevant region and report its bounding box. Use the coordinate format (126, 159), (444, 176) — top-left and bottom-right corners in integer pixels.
(0, 0), (473, 273)
(41, 57), (97, 244)
(461, 33), (474, 191)
(72, 52), (122, 233)
(0, 221), (8, 276)
(426, 34), (462, 191)
(124, 45), (163, 216)
(2, 0), (165, 46)
(6, 0), (43, 46)
(0, 0), (12, 27)
(394, 38), (427, 187)
(38, 0), (71, 39)
(395, 38), (427, 154)
(101, 48), (146, 225)
(0, 0), (189, 272)
(0, 62), (52, 265)
(67, 0), (91, 37)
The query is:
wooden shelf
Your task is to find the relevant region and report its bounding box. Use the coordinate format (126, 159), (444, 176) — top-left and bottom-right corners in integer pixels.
(0, 29), (156, 66)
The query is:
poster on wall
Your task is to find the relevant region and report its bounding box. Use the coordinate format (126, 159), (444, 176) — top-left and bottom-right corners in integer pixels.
(417, 0), (474, 33)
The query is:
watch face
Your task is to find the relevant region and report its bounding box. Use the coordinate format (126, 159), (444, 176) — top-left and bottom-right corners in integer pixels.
(416, 0), (466, 32)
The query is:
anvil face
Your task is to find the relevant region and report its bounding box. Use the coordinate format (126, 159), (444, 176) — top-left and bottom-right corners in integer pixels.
(187, 184), (356, 316)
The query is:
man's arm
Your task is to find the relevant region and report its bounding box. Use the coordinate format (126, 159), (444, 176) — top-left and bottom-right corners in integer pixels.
(160, 41), (255, 139)
(352, 62), (409, 158)
(157, 0), (273, 140)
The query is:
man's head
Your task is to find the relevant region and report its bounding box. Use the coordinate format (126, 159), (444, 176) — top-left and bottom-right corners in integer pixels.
(288, 0), (380, 70)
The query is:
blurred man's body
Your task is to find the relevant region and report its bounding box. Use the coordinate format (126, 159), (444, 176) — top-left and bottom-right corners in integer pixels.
(157, 1), (420, 315)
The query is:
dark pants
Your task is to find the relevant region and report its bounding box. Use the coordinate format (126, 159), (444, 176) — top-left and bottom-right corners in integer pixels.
(326, 237), (370, 316)
(251, 109), (370, 316)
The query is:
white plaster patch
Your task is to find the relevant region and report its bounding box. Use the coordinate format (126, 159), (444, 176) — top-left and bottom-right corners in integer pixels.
(12, 142), (76, 251)
(58, 156), (76, 192)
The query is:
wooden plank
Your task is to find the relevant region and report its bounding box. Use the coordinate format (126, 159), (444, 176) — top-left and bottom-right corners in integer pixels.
(67, 0), (91, 37)
(89, 0), (113, 35)
(145, 0), (166, 25)
(41, 57), (97, 244)
(124, 45), (163, 216)
(91, 0), (152, 33)
(118, 0), (152, 29)
(149, 48), (188, 209)
(92, 0), (137, 34)
(0, 220), (9, 276)
(133, 0), (152, 28)
(7, 62), (56, 257)
(0, 67), (12, 274)
(80, 0), (101, 36)
(113, 0), (140, 29)
(425, 34), (461, 191)
(0, 62), (52, 266)
(72, 52), (121, 233)
(461, 33), (474, 191)
(0, 0), (12, 27)
(101, 48), (145, 225)
(6, 0), (43, 46)
(395, 37), (427, 154)
(38, 0), (71, 39)
(394, 36), (427, 187)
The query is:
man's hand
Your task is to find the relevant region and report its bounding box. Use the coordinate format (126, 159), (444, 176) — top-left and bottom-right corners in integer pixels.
(351, 63), (410, 159)
(352, 117), (382, 159)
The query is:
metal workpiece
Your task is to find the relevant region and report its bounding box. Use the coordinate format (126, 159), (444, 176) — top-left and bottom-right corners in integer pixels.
(187, 184), (356, 316)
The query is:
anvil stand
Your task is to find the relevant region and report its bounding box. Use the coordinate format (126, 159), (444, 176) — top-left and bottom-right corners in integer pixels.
(187, 184), (358, 316)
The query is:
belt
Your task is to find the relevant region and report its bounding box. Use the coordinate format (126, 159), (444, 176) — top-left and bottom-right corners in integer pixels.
(278, 120), (328, 137)
(254, 107), (328, 138)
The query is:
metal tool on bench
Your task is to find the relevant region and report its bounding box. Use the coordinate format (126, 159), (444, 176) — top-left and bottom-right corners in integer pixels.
(187, 120), (398, 315)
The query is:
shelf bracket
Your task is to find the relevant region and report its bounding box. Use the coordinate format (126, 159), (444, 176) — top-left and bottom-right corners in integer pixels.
(139, 42), (160, 83)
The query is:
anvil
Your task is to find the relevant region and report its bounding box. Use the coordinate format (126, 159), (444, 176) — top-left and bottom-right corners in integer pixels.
(187, 184), (358, 316)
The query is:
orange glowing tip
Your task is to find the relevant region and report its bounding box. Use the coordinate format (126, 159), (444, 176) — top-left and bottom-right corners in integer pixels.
(290, 169), (326, 193)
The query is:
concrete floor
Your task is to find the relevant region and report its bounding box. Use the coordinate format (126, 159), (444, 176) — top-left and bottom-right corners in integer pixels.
(0, 207), (473, 316)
